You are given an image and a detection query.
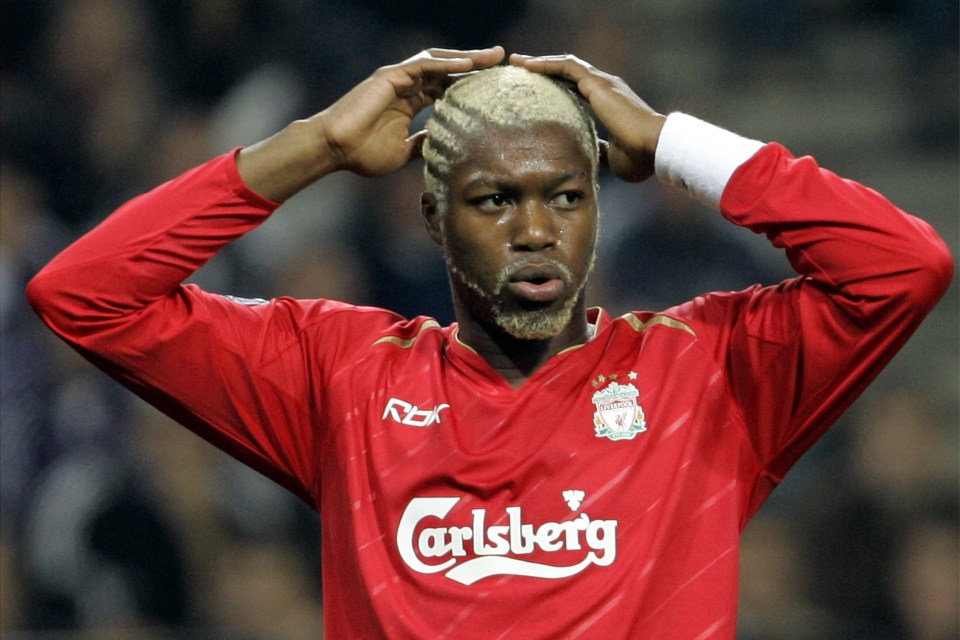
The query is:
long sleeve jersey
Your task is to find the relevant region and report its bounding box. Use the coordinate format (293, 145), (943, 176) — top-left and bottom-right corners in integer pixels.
(27, 114), (953, 638)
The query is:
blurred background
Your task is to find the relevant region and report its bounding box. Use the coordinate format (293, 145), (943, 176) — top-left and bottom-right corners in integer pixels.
(1, 0), (956, 638)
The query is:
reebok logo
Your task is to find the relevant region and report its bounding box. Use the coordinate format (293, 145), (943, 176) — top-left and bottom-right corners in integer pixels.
(382, 398), (450, 427)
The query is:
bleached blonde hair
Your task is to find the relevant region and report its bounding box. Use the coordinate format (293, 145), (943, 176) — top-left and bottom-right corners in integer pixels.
(422, 65), (599, 214)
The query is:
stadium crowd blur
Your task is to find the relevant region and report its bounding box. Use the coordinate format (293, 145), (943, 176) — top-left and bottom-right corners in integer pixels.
(1, 1), (956, 638)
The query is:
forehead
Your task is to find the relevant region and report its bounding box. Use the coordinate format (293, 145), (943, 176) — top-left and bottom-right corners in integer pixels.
(451, 122), (593, 186)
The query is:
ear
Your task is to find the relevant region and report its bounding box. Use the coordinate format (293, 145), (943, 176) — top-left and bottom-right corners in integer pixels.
(421, 192), (444, 245)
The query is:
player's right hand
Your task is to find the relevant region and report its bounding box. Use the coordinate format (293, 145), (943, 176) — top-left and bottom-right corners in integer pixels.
(316, 47), (505, 177)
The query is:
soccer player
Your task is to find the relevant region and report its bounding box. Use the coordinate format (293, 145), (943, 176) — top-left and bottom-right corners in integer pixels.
(27, 46), (953, 638)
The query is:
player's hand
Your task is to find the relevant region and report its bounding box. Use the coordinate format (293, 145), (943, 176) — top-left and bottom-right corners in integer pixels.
(318, 47), (505, 177)
(509, 53), (665, 183)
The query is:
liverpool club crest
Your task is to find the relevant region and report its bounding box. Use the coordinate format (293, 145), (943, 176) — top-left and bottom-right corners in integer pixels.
(592, 381), (647, 441)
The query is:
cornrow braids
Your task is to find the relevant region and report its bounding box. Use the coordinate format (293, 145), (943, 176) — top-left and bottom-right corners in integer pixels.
(422, 65), (599, 217)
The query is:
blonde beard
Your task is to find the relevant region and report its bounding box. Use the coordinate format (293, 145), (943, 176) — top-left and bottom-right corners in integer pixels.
(445, 254), (593, 341)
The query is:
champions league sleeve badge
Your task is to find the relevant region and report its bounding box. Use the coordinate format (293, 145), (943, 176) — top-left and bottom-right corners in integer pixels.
(592, 380), (647, 441)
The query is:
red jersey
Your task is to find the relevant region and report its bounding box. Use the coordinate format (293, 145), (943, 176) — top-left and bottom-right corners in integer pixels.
(27, 114), (953, 638)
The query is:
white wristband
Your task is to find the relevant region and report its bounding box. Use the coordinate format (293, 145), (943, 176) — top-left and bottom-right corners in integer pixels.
(654, 112), (764, 210)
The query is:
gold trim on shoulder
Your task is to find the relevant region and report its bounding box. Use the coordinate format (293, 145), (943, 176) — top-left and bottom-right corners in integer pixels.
(451, 327), (479, 354)
(372, 319), (441, 348)
(620, 313), (696, 337)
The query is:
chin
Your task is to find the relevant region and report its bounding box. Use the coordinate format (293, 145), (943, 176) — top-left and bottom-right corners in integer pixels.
(493, 306), (574, 341)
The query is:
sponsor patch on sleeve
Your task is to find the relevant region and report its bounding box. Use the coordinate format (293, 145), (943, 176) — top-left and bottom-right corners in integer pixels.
(222, 295), (269, 306)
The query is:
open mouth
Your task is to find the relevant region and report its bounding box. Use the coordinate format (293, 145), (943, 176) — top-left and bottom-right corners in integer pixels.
(504, 263), (567, 303)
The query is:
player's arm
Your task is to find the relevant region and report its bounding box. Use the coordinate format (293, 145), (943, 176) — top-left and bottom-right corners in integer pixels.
(712, 138), (953, 483)
(24, 47), (505, 502)
(513, 52), (953, 490)
(27, 45), (505, 351)
(512, 51), (952, 314)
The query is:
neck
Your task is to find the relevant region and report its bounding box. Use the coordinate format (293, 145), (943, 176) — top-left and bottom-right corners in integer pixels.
(455, 305), (592, 388)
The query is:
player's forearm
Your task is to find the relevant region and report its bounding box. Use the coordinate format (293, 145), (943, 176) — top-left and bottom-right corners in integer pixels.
(656, 113), (953, 319)
(236, 115), (343, 202)
(722, 144), (953, 319)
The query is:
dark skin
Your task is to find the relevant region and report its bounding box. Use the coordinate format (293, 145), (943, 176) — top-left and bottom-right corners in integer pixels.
(421, 123), (598, 386)
(236, 47), (666, 385)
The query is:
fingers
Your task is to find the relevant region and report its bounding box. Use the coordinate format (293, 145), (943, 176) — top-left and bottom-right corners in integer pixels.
(387, 46), (505, 100)
(423, 46), (506, 64)
(508, 52), (597, 85)
(508, 52), (621, 108)
(399, 46), (505, 78)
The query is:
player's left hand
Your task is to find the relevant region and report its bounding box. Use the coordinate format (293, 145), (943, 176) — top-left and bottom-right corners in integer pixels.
(509, 53), (665, 183)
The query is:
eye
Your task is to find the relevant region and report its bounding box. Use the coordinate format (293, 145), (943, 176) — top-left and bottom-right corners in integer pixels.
(550, 191), (584, 209)
(470, 193), (511, 211)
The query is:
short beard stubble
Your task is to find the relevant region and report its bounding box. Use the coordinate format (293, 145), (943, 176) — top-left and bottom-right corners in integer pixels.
(444, 251), (595, 341)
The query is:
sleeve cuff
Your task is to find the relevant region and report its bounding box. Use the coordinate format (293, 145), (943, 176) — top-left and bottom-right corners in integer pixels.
(654, 112), (765, 210)
(228, 147), (283, 210)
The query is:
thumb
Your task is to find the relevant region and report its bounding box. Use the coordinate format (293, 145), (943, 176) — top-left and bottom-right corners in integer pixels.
(607, 139), (655, 183)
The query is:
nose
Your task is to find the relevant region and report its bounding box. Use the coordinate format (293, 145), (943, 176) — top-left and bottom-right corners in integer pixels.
(510, 200), (558, 252)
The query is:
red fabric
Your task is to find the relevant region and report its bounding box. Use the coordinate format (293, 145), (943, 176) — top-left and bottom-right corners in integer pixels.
(27, 144), (953, 639)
